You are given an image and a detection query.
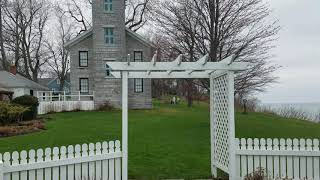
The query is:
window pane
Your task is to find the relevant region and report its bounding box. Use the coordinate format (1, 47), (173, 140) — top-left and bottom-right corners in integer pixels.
(134, 78), (143, 93)
(104, 28), (114, 45)
(134, 51), (143, 62)
(80, 78), (89, 93)
(79, 51), (88, 67)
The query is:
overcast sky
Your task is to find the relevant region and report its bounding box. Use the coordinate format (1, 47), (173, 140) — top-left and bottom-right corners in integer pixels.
(256, 0), (320, 104)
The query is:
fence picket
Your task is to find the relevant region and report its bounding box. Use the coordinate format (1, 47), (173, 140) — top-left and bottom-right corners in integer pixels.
(89, 143), (95, 179)
(60, 146), (67, 180)
(44, 148), (52, 180)
(74, 145), (81, 180)
(305, 139), (313, 179)
(20, 151), (28, 180)
(52, 147), (60, 180)
(37, 149), (44, 180)
(81, 144), (89, 179)
(109, 141), (115, 180)
(28, 150), (36, 180)
(67, 145), (75, 180)
(102, 142), (109, 180)
(247, 138), (254, 174)
(235, 139), (241, 177)
(299, 139), (307, 179)
(253, 138), (260, 171)
(292, 139), (300, 179)
(314, 139), (320, 179)
(266, 138), (274, 178)
(115, 140), (121, 180)
(240, 138), (247, 178)
(259, 139), (267, 173)
(11, 151), (19, 180)
(279, 139), (286, 178)
(272, 139), (280, 179)
(286, 139), (293, 179)
(95, 142), (102, 180)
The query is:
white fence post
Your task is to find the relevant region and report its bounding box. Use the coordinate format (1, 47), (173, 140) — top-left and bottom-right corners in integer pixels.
(122, 71), (128, 180)
(64, 91), (66, 101)
(78, 92), (81, 101)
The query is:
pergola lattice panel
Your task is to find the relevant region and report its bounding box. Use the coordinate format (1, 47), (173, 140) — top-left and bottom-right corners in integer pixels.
(213, 73), (230, 171)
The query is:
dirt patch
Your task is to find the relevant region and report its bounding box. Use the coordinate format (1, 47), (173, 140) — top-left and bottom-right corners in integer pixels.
(0, 119), (46, 137)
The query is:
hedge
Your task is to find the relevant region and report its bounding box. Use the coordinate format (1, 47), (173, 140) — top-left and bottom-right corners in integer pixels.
(12, 95), (39, 121)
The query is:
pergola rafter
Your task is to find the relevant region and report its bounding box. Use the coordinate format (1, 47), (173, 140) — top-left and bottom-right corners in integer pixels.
(106, 53), (248, 180)
(107, 54), (248, 79)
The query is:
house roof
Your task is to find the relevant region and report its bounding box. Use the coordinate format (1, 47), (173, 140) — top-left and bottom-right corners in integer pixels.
(0, 87), (13, 94)
(0, 71), (49, 90)
(65, 28), (155, 48)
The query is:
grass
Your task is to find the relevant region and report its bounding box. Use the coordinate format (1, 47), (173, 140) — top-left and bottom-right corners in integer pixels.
(1, 100), (320, 179)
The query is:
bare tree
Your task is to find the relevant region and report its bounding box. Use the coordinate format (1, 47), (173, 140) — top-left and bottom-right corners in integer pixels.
(1, 0), (51, 81)
(0, 0), (8, 70)
(153, 0), (280, 100)
(46, 5), (73, 91)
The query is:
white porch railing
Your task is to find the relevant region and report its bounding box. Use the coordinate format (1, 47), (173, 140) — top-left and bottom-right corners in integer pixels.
(235, 138), (320, 180)
(0, 140), (122, 180)
(37, 91), (95, 102)
(37, 91), (95, 115)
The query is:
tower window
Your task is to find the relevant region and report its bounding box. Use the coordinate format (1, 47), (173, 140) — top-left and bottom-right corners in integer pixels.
(104, 0), (113, 12)
(104, 28), (114, 45)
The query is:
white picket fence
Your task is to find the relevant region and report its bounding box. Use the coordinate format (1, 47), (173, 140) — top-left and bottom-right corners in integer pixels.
(0, 140), (122, 180)
(235, 138), (320, 180)
(38, 101), (95, 115)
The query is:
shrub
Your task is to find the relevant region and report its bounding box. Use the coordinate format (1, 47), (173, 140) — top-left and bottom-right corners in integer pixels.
(98, 101), (115, 111)
(12, 95), (39, 120)
(0, 102), (29, 124)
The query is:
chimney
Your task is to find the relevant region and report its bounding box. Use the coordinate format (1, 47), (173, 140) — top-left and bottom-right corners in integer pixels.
(10, 65), (17, 75)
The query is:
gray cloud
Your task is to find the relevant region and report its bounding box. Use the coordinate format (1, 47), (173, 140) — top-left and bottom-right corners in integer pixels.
(257, 0), (320, 103)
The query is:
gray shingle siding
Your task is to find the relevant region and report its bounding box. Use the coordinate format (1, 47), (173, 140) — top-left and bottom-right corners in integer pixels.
(69, 0), (153, 109)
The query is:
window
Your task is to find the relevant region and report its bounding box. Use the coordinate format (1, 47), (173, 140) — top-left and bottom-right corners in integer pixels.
(134, 51), (143, 93)
(79, 78), (89, 94)
(134, 51), (143, 62)
(104, 0), (113, 12)
(79, 51), (88, 67)
(134, 79), (143, 93)
(104, 28), (114, 45)
(106, 64), (112, 77)
(56, 79), (60, 85)
(30, 90), (34, 96)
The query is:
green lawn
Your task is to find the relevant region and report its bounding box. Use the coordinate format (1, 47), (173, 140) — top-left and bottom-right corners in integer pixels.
(1, 100), (320, 179)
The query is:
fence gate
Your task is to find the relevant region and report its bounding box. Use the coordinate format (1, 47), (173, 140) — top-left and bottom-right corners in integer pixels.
(210, 72), (237, 179)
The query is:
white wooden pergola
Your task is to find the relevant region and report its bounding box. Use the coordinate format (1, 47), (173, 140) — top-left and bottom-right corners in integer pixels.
(106, 53), (248, 180)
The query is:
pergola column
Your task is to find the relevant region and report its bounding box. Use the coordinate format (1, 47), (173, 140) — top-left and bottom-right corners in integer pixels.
(122, 71), (128, 180)
(210, 75), (217, 178)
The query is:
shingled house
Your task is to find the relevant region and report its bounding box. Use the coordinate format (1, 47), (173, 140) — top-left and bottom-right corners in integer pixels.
(65, 0), (154, 109)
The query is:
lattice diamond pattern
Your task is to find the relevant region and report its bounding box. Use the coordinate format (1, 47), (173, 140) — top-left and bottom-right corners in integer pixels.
(213, 74), (230, 171)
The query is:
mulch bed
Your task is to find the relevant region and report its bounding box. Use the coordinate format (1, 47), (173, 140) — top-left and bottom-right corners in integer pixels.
(0, 119), (46, 137)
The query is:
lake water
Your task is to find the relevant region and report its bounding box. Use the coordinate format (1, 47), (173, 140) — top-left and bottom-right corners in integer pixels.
(261, 102), (320, 122)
